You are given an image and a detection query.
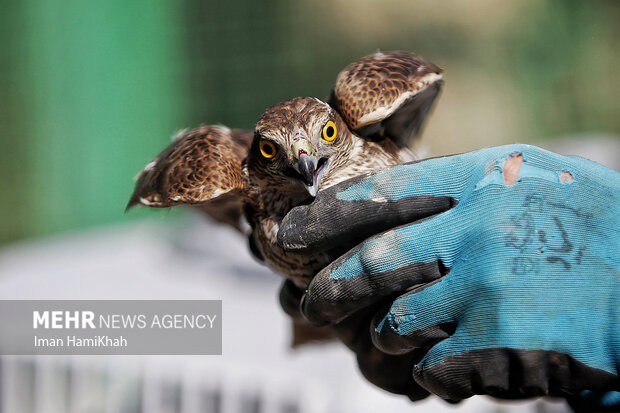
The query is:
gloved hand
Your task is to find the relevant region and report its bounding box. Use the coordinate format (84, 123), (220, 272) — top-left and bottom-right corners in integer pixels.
(278, 144), (620, 402)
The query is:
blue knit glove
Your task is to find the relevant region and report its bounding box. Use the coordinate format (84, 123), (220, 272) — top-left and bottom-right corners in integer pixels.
(278, 144), (620, 402)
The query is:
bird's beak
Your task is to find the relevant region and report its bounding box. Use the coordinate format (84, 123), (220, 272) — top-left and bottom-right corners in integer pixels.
(297, 154), (318, 186)
(291, 140), (328, 197)
(295, 154), (328, 197)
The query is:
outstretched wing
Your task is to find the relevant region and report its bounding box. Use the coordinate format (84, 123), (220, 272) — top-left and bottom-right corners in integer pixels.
(126, 125), (253, 232)
(328, 51), (443, 148)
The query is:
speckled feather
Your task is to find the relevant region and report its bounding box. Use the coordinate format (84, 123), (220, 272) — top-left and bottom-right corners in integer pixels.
(126, 126), (253, 231)
(127, 126), (252, 207)
(329, 51), (443, 146)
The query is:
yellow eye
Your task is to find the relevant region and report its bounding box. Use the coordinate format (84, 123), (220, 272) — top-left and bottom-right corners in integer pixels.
(322, 121), (337, 142)
(260, 140), (277, 159)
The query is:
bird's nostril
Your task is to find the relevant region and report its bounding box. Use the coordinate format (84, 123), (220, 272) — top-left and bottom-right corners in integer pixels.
(298, 148), (308, 158)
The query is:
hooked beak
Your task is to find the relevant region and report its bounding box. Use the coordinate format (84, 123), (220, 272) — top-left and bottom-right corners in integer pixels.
(293, 154), (328, 197)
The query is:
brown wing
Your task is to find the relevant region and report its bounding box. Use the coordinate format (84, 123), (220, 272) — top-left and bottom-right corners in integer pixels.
(126, 125), (253, 232)
(328, 51), (443, 148)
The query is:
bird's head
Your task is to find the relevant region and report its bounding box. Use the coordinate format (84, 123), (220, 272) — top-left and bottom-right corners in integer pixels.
(247, 97), (356, 198)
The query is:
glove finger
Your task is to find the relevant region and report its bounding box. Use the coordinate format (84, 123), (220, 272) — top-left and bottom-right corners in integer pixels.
(370, 275), (461, 354)
(302, 213), (458, 325)
(332, 311), (430, 401)
(414, 342), (620, 401)
(357, 342), (431, 401)
(277, 151), (483, 255)
(278, 279), (304, 319)
(412, 339), (504, 401)
(278, 177), (455, 254)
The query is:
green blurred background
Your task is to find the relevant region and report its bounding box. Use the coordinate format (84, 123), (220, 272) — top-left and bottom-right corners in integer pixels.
(1, 0), (618, 246)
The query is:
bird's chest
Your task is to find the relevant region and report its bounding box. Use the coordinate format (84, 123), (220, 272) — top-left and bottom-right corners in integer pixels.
(251, 215), (330, 288)
(244, 177), (329, 286)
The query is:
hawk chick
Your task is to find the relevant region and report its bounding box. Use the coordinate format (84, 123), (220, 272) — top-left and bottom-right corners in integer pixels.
(127, 51), (443, 288)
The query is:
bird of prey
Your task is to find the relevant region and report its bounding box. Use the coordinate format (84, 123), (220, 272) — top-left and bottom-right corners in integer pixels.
(127, 51), (443, 289)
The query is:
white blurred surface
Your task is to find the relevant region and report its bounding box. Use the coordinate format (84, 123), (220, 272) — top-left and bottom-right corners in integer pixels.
(541, 135), (620, 172)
